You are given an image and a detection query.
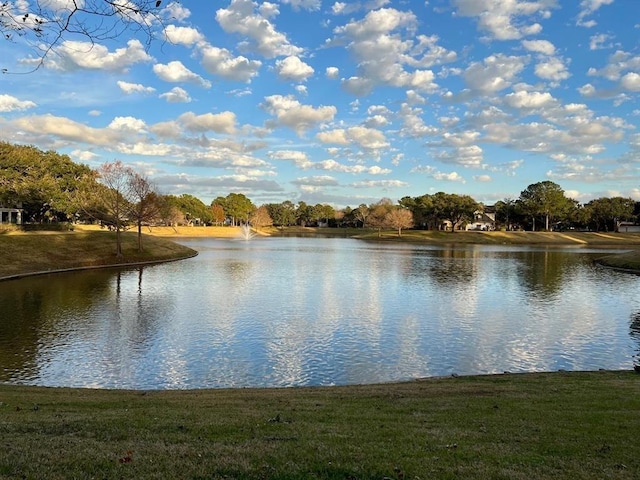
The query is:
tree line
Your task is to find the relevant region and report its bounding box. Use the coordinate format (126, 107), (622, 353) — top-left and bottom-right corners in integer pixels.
(1, 143), (639, 247)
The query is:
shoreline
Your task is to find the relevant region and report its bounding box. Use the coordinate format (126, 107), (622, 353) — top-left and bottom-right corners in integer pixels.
(2, 226), (640, 280)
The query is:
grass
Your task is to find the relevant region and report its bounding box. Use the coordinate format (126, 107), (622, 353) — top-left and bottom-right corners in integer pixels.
(0, 228), (197, 280)
(1, 371), (639, 479)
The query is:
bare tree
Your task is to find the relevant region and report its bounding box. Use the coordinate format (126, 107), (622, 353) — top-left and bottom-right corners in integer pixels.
(1, 0), (171, 72)
(386, 208), (414, 237)
(368, 198), (394, 237)
(127, 170), (161, 251)
(249, 205), (273, 232)
(96, 161), (133, 257)
(353, 203), (370, 228)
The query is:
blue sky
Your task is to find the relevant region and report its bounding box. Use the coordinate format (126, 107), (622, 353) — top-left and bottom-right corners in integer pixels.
(1, 0), (639, 208)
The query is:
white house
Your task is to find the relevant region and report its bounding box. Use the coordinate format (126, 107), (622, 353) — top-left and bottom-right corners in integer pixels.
(0, 203), (23, 225)
(465, 206), (496, 231)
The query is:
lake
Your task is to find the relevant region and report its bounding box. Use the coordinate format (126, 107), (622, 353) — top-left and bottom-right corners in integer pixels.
(2, 237), (639, 389)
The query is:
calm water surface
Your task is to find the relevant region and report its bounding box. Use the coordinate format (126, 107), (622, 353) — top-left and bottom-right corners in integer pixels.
(2, 237), (640, 389)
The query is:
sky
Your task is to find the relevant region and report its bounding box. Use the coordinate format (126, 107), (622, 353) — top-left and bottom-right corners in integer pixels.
(1, 0), (639, 209)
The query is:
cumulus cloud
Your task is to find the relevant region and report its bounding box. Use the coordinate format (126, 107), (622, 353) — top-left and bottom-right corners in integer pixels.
(316, 159), (391, 175)
(10, 114), (128, 146)
(505, 90), (556, 109)
(262, 95), (337, 135)
(153, 61), (212, 88)
(576, 0), (614, 27)
(29, 39), (152, 72)
(108, 116), (147, 132)
(412, 165), (466, 182)
(216, 0), (302, 58)
(0, 94), (36, 112)
(522, 39), (556, 55)
(331, 0), (390, 15)
(463, 54), (527, 93)
(159, 87), (192, 103)
(275, 56), (314, 82)
(452, 0), (556, 40)
(534, 57), (570, 82)
(325, 67), (339, 79)
(268, 149), (314, 168)
(589, 33), (612, 50)
(117, 81), (156, 95)
(350, 179), (408, 188)
(292, 175), (339, 187)
(317, 126), (389, 150)
(163, 25), (205, 46)
(331, 8), (452, 95)
(621, 72), (640, 92)
(280, 0), (321, 11)
(200, 45), (262, 82)
(178, 111), (237, 134)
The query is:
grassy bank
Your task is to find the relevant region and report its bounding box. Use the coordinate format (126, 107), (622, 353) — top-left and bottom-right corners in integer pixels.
(1, 371), (639, 479)
(0, 229), (197, 280)
(2, 226), (640, 278)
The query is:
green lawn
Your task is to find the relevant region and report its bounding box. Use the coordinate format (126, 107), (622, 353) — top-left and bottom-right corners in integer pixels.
(1, 371), (639, 479)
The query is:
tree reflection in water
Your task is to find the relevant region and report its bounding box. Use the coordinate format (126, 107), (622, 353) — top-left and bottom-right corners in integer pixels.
(629, 312), (640, 367)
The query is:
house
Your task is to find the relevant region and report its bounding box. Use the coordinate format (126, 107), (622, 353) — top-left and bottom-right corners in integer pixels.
(618, 222), (640, 233)
(465, 205), (496, 231)
(0, 202), (23, 225)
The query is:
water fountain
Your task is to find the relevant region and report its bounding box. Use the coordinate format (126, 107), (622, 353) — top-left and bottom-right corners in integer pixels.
(239, 224), (256, 241)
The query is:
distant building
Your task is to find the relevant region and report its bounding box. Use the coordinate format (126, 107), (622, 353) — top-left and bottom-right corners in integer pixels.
(466, 205), (496, 231)
(618, 222), (640, 233)
(0, 202), (23, 225)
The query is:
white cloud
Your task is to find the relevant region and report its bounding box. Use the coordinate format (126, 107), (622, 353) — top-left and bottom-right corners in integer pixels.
(178, 112), (237, 134)
(432, 171), (465, 182)
(161, 1), (191, 21)
(317, 126), (389, 150)
(216, 0), (302, 58)
(452, 0), (557, 40)
(316, 159), (391, 175)
(117, 81), (156, 95)
(268, 150), (314, 168)
(164, 25), (205, 46)
(10, 114), (128, 146)
(159, 87), (192, 103)
(326, 67), (339, 79)
(534, 57), (570, 82)
(522, 39), (556, 55)
(199, 45), (262, 82)
(292, 175), (338, 187)
(108, 116), (147, 132)
(332, 8), (451, 95)
(275, 56), (314, 82)
(577, 0), (614, 27)
(589, 33), (612, 50)
(350, 179), (408, 188)
(31, 39), (152, 72)
(621, 72), (640, 92)
(153, 60), (211, 88)
(0, 94), (36, 112)
(262, 95), (337, 135)
(463, 54), (527, 93)
(505, 90), (556, 109)
(474, 174), (492, 182)
(280, 0), (321, 11)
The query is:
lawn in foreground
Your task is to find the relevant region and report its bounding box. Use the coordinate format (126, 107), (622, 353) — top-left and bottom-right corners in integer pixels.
(1, 371), (639, 479)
